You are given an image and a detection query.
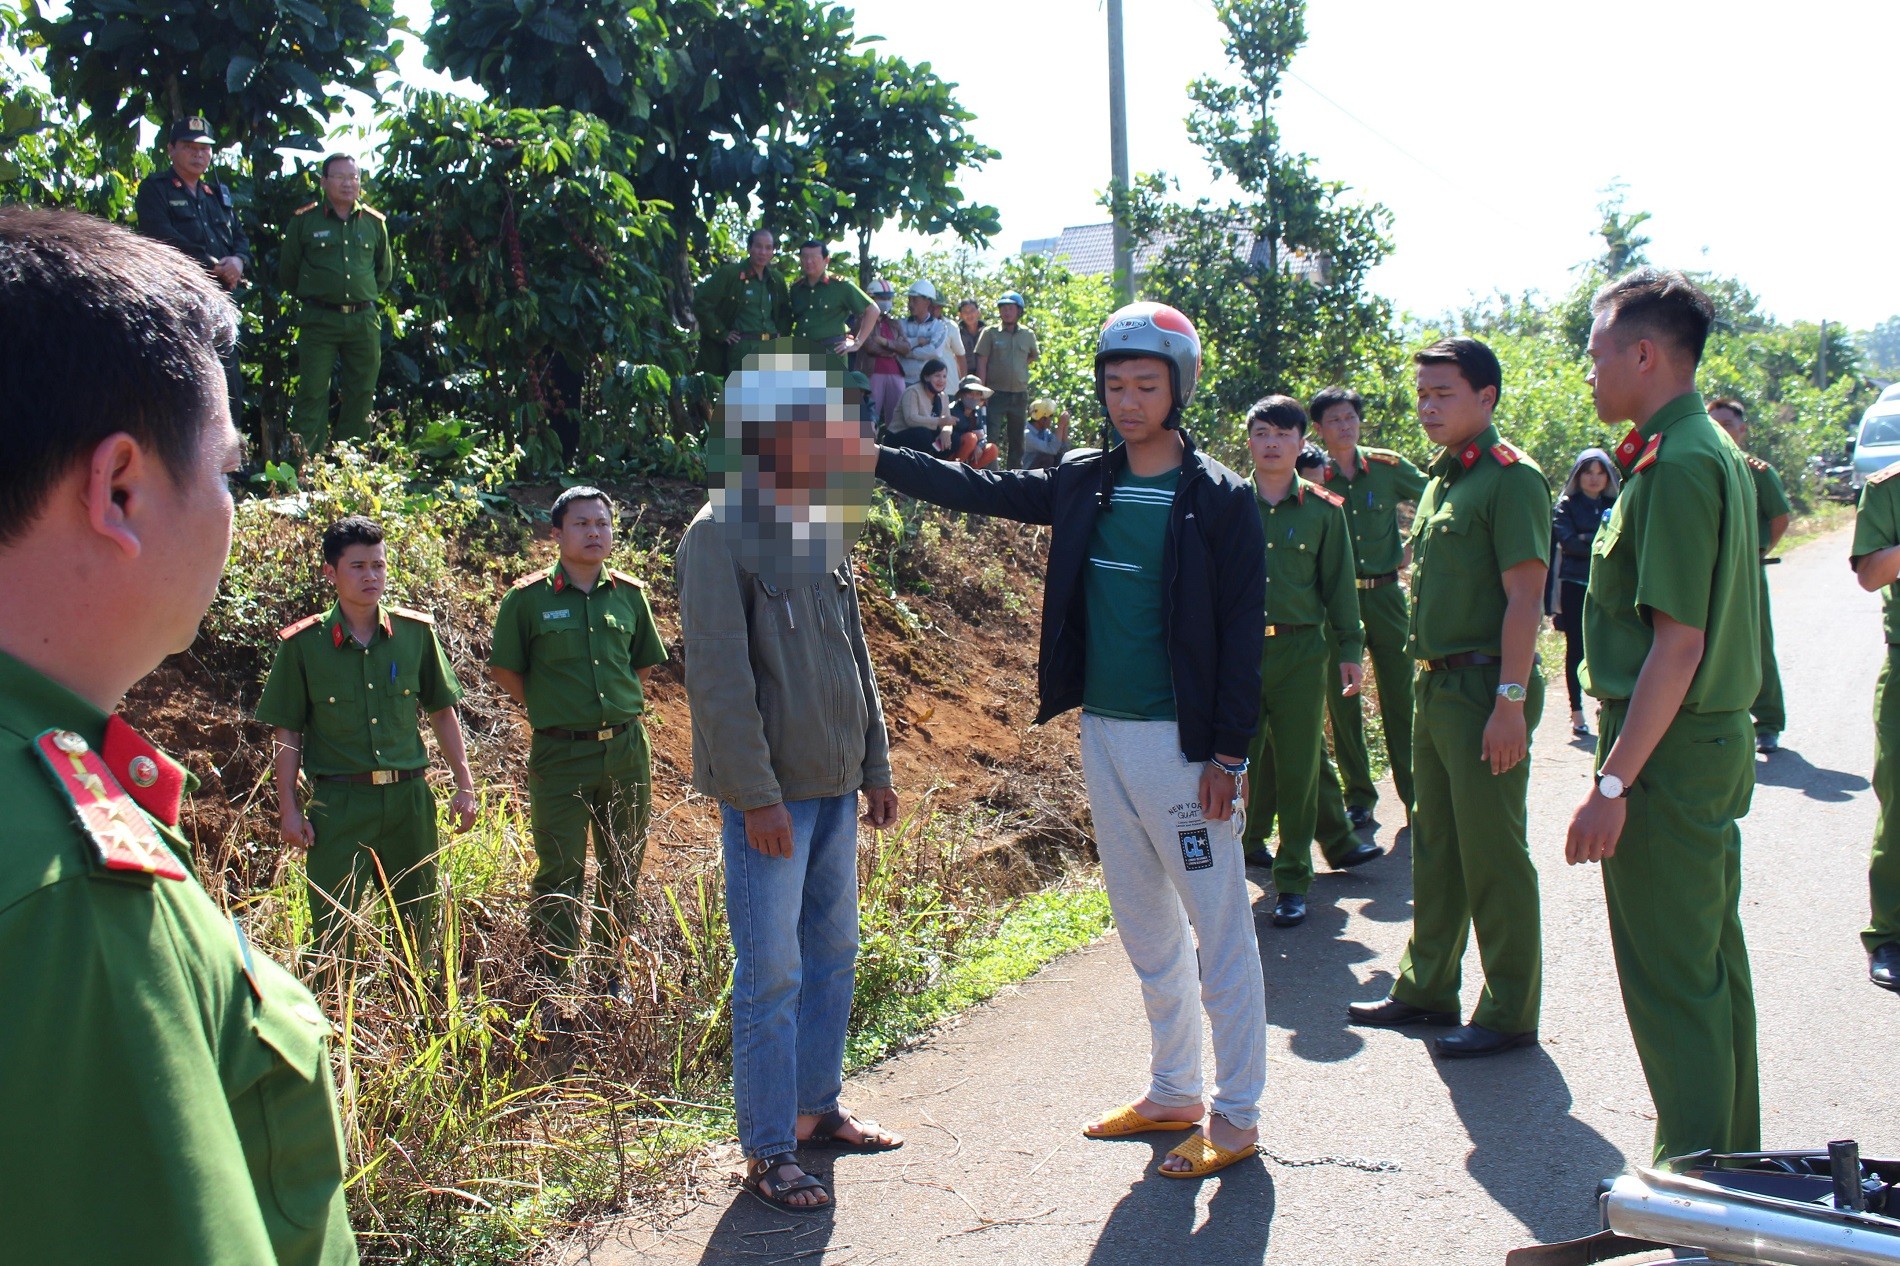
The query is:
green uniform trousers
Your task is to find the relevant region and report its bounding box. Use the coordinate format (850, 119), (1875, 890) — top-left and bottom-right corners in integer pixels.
(292, 305), (381, 452)
(527, 724), (652, 974)
(1326, 582), (1415, 812)
(1392, 663), (1543, 1033)
(1751, 568), (1784, 733)
(305, 776), (438, 964)
(1865, 648), (1900, 952)
(1599, 700), (1760, 1163)
(1243, 627), (1357, 894)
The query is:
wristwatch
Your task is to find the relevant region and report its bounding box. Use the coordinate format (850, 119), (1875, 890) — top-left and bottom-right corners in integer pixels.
(1496, 682), (1527, 703)
(1597, 772), (1626, 800)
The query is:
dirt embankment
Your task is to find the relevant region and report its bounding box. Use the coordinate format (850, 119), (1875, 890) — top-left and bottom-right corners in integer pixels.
(124, 481), (1090, 897)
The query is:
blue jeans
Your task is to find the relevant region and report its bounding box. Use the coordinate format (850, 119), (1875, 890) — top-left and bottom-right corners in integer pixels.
(722, 794), (861, 1162)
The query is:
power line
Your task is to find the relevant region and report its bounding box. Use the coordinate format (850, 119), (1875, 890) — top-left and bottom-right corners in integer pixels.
(1281, 69), (1458, 189)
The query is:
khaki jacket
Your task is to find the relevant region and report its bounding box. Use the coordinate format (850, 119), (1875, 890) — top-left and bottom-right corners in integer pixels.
(675, 505), (891, 810)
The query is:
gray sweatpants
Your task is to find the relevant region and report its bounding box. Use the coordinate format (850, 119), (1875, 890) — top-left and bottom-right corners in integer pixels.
(1081, 713), (1267, 1130)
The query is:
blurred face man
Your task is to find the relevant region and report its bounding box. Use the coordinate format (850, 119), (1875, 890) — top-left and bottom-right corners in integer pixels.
(1101, 356), (1173, 450)
(553, 496), (614, 572)
(1416, 361), (1494, 451)
(319, 156), (361, 215)
(747, 229), (775, 275)
(323, 540), (387, 611)
(998, 301), (1023, 329)
(907, 294), (931, 322)
(1317, 401), (1362, 456)
(1248, 415), (1302, 480)
(168, 139), (213, 185)
(798, 244), (828, 284)
(1709, 402), (1748, 446)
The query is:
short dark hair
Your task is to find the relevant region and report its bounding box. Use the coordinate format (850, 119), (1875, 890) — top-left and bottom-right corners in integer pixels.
(1246, 394), (1308, 435)
(319, 153), (357, 178)
(1591, 267), (1715, 365)
(798, 240), (830, 257)
(0, 207), (237, 546)
(920, 358), (948, 381)
(746, 226), (775, 249)
(1307, 385), (1364, 425)
(1707, 395), (1746, 421)
(958, 298), (980, 312)
(321, 515), (384, 566)
(550, 485), (613, 528)
(1414, 336), (1503, 407)
(1295, 444), (1326, 473)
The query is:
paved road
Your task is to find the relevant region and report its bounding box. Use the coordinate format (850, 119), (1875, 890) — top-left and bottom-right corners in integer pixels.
(567, 526), (1895, 1266)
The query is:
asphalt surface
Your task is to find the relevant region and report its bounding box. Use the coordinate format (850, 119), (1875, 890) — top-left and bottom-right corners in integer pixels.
(565, 526), (1897, 1266)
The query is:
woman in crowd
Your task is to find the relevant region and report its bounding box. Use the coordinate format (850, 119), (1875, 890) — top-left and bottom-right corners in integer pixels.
(1548, 447), (1620, 737)
(887, 360), (996, 467)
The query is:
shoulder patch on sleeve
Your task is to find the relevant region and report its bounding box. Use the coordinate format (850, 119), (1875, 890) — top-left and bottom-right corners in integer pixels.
(608, 569), (646, 588)
(389, 605), (435, 625)
(1364, 448), (1400, 465)
(360, 204), (385, 222)
(1744, 453), (1770, 472)
(1871, 463), (1900, 486)
(34, 730), (187, 882)
(278, 613), (323, 640)
(1632, 434), (1664, 475)
(1489, 441), (1524, 467)
(293, 202), (318, 215)
(513, 569), (550, 591)
(1310, 484), (1345, 507)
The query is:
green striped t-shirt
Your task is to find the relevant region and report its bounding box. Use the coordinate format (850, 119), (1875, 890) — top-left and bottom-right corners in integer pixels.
(1082, 468), (1179, 720)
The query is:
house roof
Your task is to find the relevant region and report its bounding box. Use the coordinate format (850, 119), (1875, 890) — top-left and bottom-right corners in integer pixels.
(1024, 220), (1325, 283)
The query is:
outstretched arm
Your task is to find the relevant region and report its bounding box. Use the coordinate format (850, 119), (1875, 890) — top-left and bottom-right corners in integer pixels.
(875, 444), (1060, 524)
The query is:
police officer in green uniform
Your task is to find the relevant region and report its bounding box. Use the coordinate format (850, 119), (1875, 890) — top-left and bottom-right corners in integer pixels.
(1567, 270), (1762, 1161)
(788, 240), (880, 357)
(1310, 386), (1429, 827)
(1350, 337), (1550, 1060)
(489, 487), (667, 980)
(1852, 464), (1900, 992)
(0, 206), (356, 1262)
(279, 154), (393, 455)
(1239, 396), (1381, 928)
(257, 517), (477, 970)
(694, 227), (791, 377)
(1708, 398), (1792, 752)
(135, 116), (251, 430)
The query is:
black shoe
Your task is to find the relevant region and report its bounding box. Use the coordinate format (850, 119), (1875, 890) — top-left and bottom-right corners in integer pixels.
(1347, 997), (1457, 1027)
(1432, 1023), (1537, 1058)
(1332, 841), (1383, 870)
(1872, 944), (1900, 992)
(1271, 893), (1307, 927)
(1347, 805), (1374, 830)
(1243, 847), (1275, 869)
(1756, 730), (1780, 754)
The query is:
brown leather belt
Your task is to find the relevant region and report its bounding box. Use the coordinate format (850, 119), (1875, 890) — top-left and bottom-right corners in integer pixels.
(318, 767), (425, 786)
(303, 297), (373, 314)
(1357, 571), (1399, 590)
(1264, 623), (1315, 638)
(1420, 651), (1500, 672)
(535, 723), (629, 743)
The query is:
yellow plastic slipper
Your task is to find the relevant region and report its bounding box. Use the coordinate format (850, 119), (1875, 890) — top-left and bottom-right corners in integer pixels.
(1157, 1131), (1259, 1178)
(1083, 1104), (1201, 1139)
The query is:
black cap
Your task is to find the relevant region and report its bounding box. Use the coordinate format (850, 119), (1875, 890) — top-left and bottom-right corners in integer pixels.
(166, 116), (216, 145)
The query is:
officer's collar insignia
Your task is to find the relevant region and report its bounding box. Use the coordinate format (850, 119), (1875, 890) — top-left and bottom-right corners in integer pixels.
(1614, 426), (1644, 468)
(1458, 443), (1481, 469)
(379, 609), (394, 638)
(552, 569), (567, 593)
(1323, 461), (1338, 481)
(103, 717), (187, 826)
(1631, 435), (1663, 475)
(332, 622), (346, 649)
(34, 729), (187, 880)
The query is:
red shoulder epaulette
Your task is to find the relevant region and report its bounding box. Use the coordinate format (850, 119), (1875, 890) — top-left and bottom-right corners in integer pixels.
(1364, 449), (1400, 466)
(608, 569), (646, 588)
(34, 729), (187, 881)
(1871, 463), (1900, 485)
(390, 605), (435, 624)
(1490, 441), (1523, 467)
(1632, 434), (1664, 475)
(278, 613), (322, 640)
(1310, 484), (1345, 507)
(292, 202), (318, 215)
(360, 204), (385, 222)
(513, 569), (550, 590)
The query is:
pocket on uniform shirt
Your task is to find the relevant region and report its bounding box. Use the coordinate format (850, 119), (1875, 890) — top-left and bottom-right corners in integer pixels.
(537, 627), (590, 660)
(249, 979), (346, 1229)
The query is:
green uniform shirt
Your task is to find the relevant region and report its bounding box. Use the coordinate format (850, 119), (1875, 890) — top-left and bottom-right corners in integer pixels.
(135, 169), (251, 272)
(788, 273), (874, 343)
(0, 649), (356, 1265)
(1320, 446), (1430, 577)
(1407, 424), (1551, 662)
(1851, 468), (1900, 643)
(277, 202), (393, 306)
(1257, 476), (1365, 661)
(1082, 468), (1179, 720)
(973, 324), (1040, 393)
(256, 604), (463, 776)
(1581, 393), (1761, 710)
(695, 260), (789, 339)
(1745, 455), (1791, 554)
(489, 563), (667, 731)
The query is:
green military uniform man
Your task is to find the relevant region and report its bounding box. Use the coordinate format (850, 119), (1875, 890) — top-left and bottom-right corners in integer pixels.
(1848, 465), (1900, 991)
(0, 205), (355, 1260)
(695, 227), (791, 377)
(1311, 386), (1430, 827)
(489, 487), (667, 980)
(1708, 398), (1792, 752)
(788, 240), (880, 357)
(256, 516), (477, 971)
(135, 116), (251, 429)
(1568, 270), (1763, 1162)
(279, 153), (393, 454)
(1239, 397), (1381, 928)
(1350, 337), (1550, 1060)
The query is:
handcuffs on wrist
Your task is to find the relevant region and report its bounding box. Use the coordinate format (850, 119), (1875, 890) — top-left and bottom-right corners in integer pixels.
(1211, 756), (1249, 835)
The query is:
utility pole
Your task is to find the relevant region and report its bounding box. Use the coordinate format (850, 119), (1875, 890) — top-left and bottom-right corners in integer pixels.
(1818, 318), (1829, 388)
(1107, 0), (1135, 304)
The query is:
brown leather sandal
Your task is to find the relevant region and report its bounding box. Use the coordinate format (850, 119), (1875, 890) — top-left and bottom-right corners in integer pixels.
(742, 1155), (831, 1212)
(800, 1107), (904, 1152)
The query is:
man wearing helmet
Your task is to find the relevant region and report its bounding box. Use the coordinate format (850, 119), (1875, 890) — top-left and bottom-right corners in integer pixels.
(975, 291), (1040, 468)
(896, 280), (960, 388)
(875, 302), (1268, 1180)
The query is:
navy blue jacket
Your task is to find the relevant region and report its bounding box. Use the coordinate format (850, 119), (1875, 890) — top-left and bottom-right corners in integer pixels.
(875, 435), (1264, 761)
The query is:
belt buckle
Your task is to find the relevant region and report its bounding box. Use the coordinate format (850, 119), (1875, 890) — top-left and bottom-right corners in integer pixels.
(595, 728), (614, 743)
(370, 769), (396, 786)
(1264, 626), (1279, 638)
